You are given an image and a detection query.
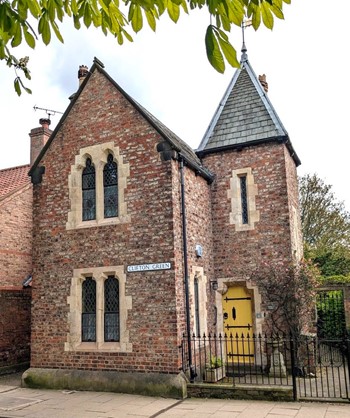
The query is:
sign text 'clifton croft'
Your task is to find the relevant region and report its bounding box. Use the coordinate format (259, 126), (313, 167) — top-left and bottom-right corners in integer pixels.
(127, 262), (171, 273)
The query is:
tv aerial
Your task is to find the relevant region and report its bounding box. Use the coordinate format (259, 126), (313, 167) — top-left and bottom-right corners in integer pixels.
(33, 105), (63, 121)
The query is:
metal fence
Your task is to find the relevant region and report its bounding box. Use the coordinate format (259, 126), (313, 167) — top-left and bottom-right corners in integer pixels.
(181, 333), (350, 401)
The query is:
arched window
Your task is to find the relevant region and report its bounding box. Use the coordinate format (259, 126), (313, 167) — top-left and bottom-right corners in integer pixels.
(82, 158), (96, 221)
(103, 154), (118, 218)
(104, 276), (119, 342)
(82, 277), (96, 342)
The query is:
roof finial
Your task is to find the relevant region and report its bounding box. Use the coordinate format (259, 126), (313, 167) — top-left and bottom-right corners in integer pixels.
(241, 19), (252, 62)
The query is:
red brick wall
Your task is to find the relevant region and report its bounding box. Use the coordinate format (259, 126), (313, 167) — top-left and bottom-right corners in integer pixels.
(202, 142), (296, 279)
(0, 289), (31, 369)
(172, 163), (214, 344)
(0, 184), (32, 287)
(31, 70), (191, 374)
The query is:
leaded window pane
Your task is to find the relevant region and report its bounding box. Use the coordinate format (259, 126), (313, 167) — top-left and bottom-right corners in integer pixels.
(194, 277), (200, 337)
(82, 277), (96, 342)
(103, 154), (118, 218)
(82, 158), (96, 221)
(240, 176), (249, 224)
(104, 276), (119, 342)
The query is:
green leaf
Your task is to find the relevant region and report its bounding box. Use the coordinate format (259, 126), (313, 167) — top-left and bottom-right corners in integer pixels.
(167, 0), (180, 23)
(131, 4), (143, 32)
(270, 3), (284, 20)
(145, 9), (156, 31)
(71, 0), (78, 14)
(83, 4), (92, 27)
(261, 1), (274, 29)
(73, 14), (81, 29)
(14, 78), (21, 96)
(251, 7), (261, 30)
(11, 23), (22, 47)
(50, 19), (64, 42)
(216, 28), (239, 68)
(205, 25), (224, 74)
(180, 0), (188, 14)
(23, 26), (35, 48)
(38, 14), (51, 44)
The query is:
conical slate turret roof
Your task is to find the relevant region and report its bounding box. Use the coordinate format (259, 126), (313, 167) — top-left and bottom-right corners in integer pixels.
(197, 56), (300, 166)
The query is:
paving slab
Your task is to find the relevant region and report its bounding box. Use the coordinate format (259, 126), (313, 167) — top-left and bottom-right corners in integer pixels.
(1, 378), (350, 418)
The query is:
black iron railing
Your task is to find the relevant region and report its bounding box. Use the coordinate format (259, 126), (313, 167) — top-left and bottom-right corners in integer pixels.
(181, 333), (350, 401)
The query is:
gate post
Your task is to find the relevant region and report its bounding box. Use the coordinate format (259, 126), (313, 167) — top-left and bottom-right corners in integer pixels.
(346, 336), (350, 396)
(290, 334), (298, 401)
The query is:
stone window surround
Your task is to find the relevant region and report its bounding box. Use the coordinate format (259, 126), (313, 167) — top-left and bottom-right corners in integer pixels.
(65, 265), (132, 352)
(189, 266), (208, 336)
(227, 167), (260, 231)
(66, 142), (130, 230)
(214, 277), (265, 365)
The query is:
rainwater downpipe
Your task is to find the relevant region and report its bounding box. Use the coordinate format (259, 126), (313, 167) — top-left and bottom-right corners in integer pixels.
(179, 157), (195, 382)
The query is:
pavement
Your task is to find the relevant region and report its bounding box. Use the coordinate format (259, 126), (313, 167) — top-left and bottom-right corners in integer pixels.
(0, 372), (350, 418)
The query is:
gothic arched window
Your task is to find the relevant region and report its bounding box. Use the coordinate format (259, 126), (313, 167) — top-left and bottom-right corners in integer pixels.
(82, 277), (96, 342)
(104, 276), (120, 342)
(103, 154), (118, 218)
(82, 158), (96, 221)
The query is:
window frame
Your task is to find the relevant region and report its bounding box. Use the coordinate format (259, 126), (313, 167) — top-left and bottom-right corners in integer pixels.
(65, 266), (132, 353)
(66, 142), (130, 230)
(189, 267), (208, 337)
(228, 167), (260, 231)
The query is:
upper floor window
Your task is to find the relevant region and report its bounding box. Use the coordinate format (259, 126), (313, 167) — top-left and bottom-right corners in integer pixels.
(103, 154), (118, 218)
(67, 142), (131, 230)
(82, 158), (96, 221)
(228, 168), (260, 231)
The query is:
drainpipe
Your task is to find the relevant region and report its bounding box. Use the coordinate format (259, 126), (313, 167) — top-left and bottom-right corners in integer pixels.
(179, 157), (195, 382)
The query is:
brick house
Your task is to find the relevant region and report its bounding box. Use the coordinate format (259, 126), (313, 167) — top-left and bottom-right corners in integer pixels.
(0, 165), (32, 370)
(15, 52), (302, 397)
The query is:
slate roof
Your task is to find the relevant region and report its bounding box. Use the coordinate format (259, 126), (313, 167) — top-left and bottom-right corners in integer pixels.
(29, 58), (213, 183)
(197, 58), (300, 166)
(0, 165), (30, 200)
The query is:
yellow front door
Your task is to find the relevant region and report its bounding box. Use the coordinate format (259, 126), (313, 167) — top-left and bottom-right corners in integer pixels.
(222, 286), (254, 363)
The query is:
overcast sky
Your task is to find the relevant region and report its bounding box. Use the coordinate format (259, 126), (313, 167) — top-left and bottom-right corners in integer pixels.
(1, 0), (349, 210)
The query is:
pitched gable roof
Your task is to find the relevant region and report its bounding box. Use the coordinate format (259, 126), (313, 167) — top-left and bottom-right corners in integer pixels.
(197, 59), (300, 166)
(29, 58), (213, 183)
(0, 165), (31, 200)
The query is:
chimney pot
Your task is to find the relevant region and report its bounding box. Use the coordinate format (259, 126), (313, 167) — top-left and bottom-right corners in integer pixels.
(39, 118), (51, 129)
(259, 74), (268, 93)
(78, 65), (89, 85)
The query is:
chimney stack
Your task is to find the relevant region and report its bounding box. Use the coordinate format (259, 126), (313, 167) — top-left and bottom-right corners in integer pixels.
(259, 74), (268, 93)
(29, 118), (52, 166)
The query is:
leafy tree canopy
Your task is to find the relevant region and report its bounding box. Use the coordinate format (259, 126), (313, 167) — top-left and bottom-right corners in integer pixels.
(299, 173), (350, 277)
(1, 0), (290, 95)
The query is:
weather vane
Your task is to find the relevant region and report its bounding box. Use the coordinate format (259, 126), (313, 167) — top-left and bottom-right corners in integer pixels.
(241, 19), (253, 61)
(33, 105), (63, 120)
